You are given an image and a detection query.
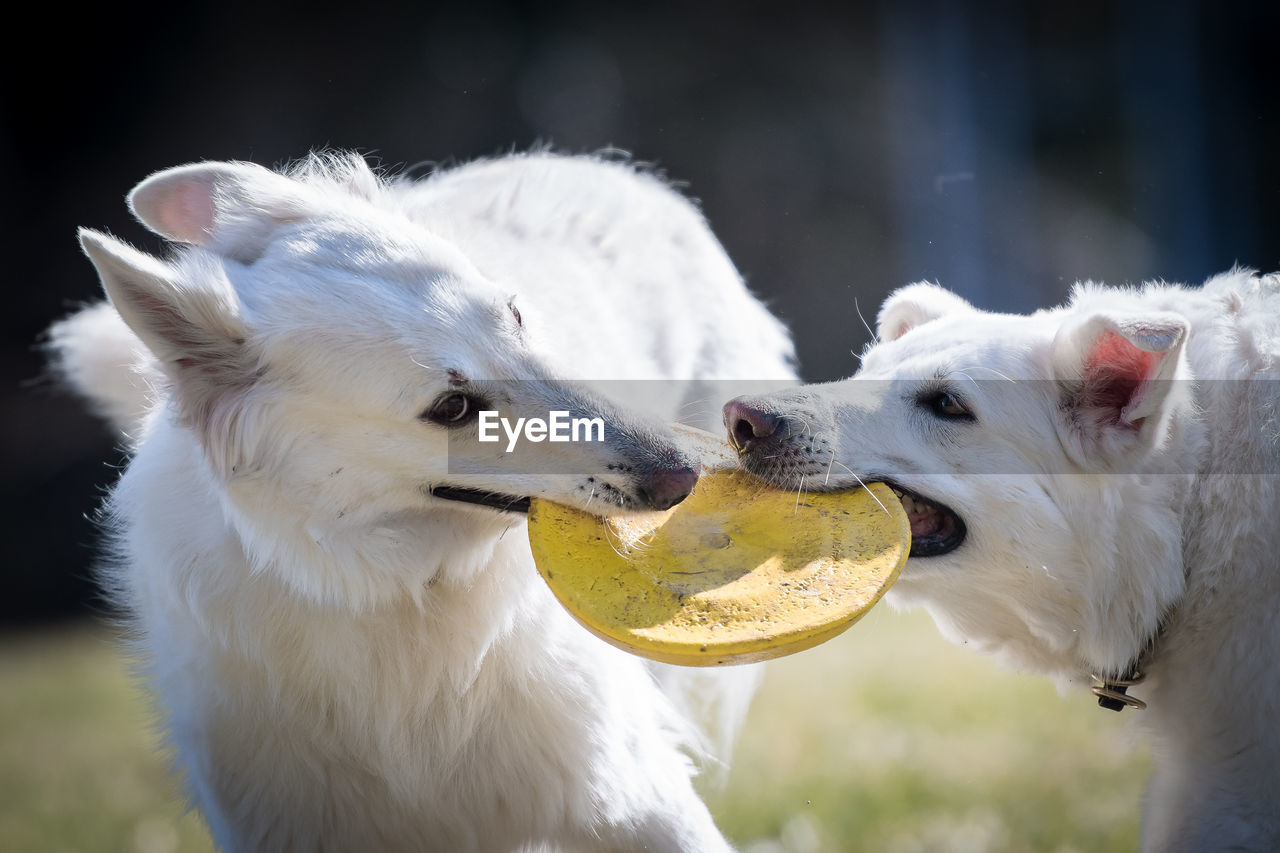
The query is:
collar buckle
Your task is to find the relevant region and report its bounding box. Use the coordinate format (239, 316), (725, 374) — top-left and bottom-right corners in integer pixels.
(1090, 670), (1147, 712)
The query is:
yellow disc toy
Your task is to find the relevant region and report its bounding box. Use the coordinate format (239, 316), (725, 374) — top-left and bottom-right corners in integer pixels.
(527, 468), (910, 666)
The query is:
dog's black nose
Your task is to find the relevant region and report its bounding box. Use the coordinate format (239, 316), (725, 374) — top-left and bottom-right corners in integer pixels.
(723, 399), (783, 453)
(636, 466), (699, 511)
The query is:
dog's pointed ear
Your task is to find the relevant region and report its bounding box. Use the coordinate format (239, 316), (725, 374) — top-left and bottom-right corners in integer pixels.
(876, 282), (975, 342)
(129, 161), (317, 262)
(1051, 310), (1190, 466)
(80, 228), (254, 448)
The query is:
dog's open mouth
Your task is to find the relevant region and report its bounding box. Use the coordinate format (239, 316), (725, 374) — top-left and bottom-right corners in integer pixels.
(883, 482), (966, 557)
(430, 486), (531, 514)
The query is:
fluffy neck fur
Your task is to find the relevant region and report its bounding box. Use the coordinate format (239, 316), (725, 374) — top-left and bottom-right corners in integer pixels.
(1132, 273), (1280, 851)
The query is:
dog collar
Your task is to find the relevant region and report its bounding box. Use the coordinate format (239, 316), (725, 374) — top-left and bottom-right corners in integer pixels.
(1089, 613), (1171, 712)
(1090, 665), (1147, 712)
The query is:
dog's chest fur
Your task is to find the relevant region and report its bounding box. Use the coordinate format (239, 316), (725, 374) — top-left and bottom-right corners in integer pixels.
(118, 411), (700, 852)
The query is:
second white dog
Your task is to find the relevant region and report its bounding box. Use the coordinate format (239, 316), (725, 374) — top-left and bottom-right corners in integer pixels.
(51, 152), (795, 852)
(727, 272), (1280, 851)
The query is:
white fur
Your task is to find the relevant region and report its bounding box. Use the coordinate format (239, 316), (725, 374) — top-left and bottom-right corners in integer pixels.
(732, 272), (1280, 851)
(51, 151), (795, 852)
(48, 301), (159, 435)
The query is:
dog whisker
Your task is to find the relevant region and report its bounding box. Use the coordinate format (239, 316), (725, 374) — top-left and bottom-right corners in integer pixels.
(854, 296), (879, 346)
(793, 474), (809, 516)
(408, 354), (436, 372)
(824, 458), (890, 516)
(949, 365), (1017, 384)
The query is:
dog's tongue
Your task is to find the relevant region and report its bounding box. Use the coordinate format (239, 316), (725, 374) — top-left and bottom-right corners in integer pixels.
(908, 506), (944, 539)
(526, 452), (911, 667)
(905, 502), (958, 543)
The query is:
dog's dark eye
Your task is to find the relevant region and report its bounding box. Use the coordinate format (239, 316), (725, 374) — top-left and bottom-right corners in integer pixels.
(422, 393), (484, 427)
(921, 389), (974, 421)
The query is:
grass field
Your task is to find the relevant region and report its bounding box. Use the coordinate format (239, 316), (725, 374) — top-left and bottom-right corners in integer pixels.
(0, 609), (1149, 852)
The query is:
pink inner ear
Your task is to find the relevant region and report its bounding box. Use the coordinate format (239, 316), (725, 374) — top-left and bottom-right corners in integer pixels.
(133, 174), (218, 245)
(1081, 330), (1161, 427)
(161, 179), (218, 245)
(173, 181), (217, 242)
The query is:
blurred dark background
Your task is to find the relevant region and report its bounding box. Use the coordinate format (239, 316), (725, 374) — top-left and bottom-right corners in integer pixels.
(4, 0), (1277, 626)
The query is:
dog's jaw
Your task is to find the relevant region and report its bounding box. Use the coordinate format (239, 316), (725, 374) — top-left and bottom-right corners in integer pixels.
(429, 486), (531, 514)
(734, 450), (968, 558)
(427, 468), (698, 517)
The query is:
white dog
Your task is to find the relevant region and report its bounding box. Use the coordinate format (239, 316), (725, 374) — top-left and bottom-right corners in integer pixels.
(50, 152), (795, 852)
(725, 272), (1280, 851)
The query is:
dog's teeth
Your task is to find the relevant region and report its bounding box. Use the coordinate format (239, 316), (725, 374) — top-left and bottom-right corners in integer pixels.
(901, 495), (917, 514)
